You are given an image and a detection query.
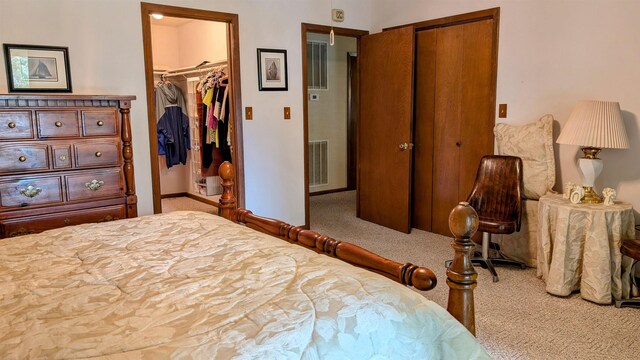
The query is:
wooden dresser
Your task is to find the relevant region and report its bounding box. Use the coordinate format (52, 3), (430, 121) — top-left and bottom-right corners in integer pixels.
(0, 95), (137, 238)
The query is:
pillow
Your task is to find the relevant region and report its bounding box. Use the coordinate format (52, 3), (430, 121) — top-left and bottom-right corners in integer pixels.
(494, 115), (555, 200)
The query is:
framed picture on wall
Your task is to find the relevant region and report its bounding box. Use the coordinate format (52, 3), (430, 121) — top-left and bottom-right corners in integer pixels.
(257, 48), (288, 91)
(3, 44), (72, 93)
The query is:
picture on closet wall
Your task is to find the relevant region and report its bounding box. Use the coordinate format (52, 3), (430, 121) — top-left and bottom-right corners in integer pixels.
(257, 48), (288, 91)
(3, 44), (72, 93)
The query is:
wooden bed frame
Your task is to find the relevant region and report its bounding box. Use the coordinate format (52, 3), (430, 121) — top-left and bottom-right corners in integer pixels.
(217, 162), (480, 335)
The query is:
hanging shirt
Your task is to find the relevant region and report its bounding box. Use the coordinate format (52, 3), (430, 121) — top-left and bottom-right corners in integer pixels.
(155, 82), (188, 155)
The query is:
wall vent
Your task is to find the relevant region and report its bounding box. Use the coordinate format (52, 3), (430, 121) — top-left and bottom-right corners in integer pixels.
(308, 140), (328, 186)
(307, 41), (328, 90)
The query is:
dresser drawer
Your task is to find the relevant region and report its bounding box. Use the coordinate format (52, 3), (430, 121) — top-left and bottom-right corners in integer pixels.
(65, 169), (123, 202)
(0, 204), (126, 238)
(74, 141), (121, 168)
(0, 144), (50, 174)
(0, 176), (63, 209)
(52, 145), (73, 169)
(37, 111), (80, 138)
(0, 111), (34, 140)
(82, 110), (118, 136)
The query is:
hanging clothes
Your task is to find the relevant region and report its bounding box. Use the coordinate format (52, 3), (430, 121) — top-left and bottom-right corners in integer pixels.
(155, 81), (191, 168)
(197, 66), (232, 176)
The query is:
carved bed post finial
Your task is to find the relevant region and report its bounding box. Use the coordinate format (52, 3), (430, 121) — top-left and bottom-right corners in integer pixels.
(218, 161), (237, 221)
(447, 201), (479, 336)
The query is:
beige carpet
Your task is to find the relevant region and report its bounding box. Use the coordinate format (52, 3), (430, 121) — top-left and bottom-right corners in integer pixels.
(161, 197), (217, 214)
(310, 191), (640, 360)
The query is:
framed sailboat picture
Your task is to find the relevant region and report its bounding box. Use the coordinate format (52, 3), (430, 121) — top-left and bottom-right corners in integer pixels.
(257, 48), (288, 91)
(3, 44), (72, 92)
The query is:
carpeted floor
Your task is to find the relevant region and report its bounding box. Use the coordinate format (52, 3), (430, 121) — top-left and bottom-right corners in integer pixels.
(161, 197), (217, 214)
(310, 191), (640, 360)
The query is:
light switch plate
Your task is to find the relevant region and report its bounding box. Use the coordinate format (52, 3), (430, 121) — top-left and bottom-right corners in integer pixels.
(332, 9), (344, 22)
(309, 93), (319, 101)
(284, 107), (291, 120)
(245, 107), (253, 120)
(498, 104), (507, 118)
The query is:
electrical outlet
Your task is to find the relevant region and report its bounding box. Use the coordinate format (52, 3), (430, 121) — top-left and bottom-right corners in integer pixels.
(332, 9), (344, 22)
(245, 107), (253, 120)
(309, 93), (319, 101)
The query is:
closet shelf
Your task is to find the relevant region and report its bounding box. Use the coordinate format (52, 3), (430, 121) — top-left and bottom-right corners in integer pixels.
(155, 60), (227, 78)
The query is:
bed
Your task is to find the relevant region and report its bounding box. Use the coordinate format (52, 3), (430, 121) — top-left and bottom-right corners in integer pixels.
(0, 162), (488, 358)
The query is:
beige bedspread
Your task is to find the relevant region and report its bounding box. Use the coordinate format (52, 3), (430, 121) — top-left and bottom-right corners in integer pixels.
(0, 211), (488, 359)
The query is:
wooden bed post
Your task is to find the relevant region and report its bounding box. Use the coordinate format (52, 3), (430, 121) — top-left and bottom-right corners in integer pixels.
(447, 202), (479, 335)
(218, 161), (237, 221)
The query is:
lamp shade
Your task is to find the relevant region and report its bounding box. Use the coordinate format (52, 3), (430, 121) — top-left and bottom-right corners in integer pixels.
(556, 100), (629, 149)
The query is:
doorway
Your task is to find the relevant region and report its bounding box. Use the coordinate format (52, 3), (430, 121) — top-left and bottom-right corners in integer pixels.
(141, 2), (244, 214)
(302, 24), (368, 229)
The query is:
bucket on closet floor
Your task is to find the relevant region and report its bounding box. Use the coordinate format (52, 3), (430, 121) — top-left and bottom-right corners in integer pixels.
(205, 176), (222, 195)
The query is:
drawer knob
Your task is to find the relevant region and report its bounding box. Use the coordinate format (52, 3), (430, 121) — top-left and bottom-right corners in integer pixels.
(95, 151), (102, 158)
(85, 179), (105, 191)
(18, 156), (26, 162)
(55, 121), (63, 127)
(8, 122), (16, 129)
(97, 120), (105, 126)
(19, 185), (42, 198)
(59, 155), (67, 161)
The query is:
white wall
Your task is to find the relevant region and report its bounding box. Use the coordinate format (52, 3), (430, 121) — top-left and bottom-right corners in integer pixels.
(371, 0), (640, 222)
(0, 0), (372, 225)
(308, 33), (357, 192)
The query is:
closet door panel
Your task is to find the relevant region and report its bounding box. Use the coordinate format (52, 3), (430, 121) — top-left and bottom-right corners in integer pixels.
(431, 24), (465, 236)
(412, 29), (437, 232)
(459, 19), (495, 198)
(358, 26), (415, 233)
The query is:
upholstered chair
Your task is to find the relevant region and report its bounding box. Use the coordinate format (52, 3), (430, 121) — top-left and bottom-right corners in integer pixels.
(465, 155), (526, 282)
(616, 239), (640, 308)
(492, 115), (556, 267)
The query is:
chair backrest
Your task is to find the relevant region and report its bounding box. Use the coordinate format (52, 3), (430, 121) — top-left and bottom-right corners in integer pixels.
(466, 155), (524, 232)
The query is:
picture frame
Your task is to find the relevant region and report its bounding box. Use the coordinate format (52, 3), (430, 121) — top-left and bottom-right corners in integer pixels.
(3, 44), (72, 93)
(257, 48), (288, 91)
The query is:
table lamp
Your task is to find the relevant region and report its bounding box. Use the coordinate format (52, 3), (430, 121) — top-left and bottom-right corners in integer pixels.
(556, 100), (629, 203)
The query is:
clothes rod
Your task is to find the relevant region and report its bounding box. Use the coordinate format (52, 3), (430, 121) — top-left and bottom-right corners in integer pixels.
(159, 60), (227, 76)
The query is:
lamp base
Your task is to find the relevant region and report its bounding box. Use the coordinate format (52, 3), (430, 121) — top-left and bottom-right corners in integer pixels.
(579, 147), (604, 204)
(581, 186), (603, 204)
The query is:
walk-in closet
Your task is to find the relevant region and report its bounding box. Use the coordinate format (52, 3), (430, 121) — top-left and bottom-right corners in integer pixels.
(148, 15), (233, 214)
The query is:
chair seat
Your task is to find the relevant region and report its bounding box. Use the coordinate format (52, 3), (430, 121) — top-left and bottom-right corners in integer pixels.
(621, 239), (640, 260)
(478, 217), (517, 235)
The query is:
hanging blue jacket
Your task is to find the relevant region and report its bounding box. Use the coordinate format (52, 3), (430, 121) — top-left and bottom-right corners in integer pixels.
(157, 106), (191, 168)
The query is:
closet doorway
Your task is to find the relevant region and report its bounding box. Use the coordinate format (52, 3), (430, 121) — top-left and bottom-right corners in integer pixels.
(141, 2), (244, 214)
(302, 24), (368, 228)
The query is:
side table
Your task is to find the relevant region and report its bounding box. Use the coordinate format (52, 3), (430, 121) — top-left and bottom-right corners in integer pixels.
(536, 193), (635, 304)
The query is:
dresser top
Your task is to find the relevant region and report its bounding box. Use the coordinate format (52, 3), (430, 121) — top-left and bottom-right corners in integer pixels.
(0, 94), (136, 109)
(0, 94), (136, 101)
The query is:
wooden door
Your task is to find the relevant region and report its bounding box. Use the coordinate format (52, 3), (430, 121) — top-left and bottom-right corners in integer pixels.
(347, 54), (358, 191)
(431, 19), (495, 236)
(358, 26), (415, 233)
(412, 29), (437, 231)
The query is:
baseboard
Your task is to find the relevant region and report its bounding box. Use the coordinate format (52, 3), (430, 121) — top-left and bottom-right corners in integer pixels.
(186, 193), (219, 208)
(161, 192), (188, 199)
(310, 187), (350, 196)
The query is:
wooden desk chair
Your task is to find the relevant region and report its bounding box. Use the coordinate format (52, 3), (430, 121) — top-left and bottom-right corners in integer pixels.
(463, 155), (527, 282)
(616, 239), (640, 308)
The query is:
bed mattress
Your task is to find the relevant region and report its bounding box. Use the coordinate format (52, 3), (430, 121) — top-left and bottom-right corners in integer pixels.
(0, 211), (488, 359)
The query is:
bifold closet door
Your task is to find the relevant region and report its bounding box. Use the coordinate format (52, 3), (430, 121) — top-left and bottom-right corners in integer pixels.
(430, 19), (495, 236)
(411, 29), (437, 231)
(358, 26), (415, 233)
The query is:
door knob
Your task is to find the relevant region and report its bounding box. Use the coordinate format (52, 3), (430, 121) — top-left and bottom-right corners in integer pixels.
(399, 143), (414, 151)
